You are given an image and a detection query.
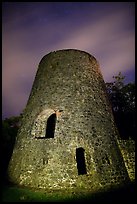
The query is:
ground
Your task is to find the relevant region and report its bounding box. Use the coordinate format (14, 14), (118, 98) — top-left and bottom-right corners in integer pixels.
(1, 181), (136, 203)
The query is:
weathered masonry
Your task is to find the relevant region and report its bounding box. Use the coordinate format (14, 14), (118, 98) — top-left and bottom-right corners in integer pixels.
(8, 49), (133, 192)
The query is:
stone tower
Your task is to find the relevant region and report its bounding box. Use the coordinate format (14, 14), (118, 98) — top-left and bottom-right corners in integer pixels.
(8, 49), (130, 192)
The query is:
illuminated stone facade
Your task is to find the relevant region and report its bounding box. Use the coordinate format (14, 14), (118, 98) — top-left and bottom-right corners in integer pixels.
(8, 49), (133, 192)
(117, 138), (135, 181)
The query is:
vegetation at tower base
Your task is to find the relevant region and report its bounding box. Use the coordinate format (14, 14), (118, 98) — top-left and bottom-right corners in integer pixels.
(7, 49), (134, 195)
(2, 114), (22, 184)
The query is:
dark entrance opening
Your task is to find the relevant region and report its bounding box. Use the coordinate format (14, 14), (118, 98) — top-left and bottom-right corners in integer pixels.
(76, 147), (87, 175)
(45, 113), (56, 138)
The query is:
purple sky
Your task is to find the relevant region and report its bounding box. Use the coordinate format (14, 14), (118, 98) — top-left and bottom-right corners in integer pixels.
(2, 2), (135, 119)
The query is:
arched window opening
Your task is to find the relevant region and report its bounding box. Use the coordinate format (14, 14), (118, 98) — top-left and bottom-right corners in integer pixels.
(76, 147), (87, 175)
(45, 113), (56, 138)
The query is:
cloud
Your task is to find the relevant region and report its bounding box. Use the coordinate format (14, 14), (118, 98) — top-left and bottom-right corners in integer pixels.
(49, 9), (135, 81)
(2, 2), (135, 118)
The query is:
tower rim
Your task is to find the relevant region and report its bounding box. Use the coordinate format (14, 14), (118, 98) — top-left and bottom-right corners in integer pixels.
(40, 49), (97, 64)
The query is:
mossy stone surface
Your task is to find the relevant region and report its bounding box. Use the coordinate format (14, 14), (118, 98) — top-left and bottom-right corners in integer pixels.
(8, 49), (131, 192)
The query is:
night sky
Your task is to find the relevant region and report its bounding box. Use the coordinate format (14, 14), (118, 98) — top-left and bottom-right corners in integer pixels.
(2, 2), (135, 119)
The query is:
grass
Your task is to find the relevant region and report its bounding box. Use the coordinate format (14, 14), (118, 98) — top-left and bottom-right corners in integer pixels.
(1, 181), (136, 203)
(2, 184), (86, 202)
(2, 186), (69, 202)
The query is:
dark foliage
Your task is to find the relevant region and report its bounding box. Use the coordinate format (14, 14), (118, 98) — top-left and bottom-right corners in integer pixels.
(106, 72), (135, 140)
(1, 114), (22, 183)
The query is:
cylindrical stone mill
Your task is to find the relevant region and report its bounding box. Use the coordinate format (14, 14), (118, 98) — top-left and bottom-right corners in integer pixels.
(8, 49), (129, 192)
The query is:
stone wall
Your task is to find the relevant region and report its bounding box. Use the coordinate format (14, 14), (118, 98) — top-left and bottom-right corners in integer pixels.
(117, 138), (135, 181)
(8, 49), (130, 192)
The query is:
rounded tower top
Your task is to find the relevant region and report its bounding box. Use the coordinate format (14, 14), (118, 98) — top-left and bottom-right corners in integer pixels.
(40, 48), (98, 63)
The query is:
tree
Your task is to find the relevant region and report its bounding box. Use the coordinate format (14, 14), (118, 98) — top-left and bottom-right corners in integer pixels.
(1, 114), (22, 182)
(106, 72), (135, 140)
